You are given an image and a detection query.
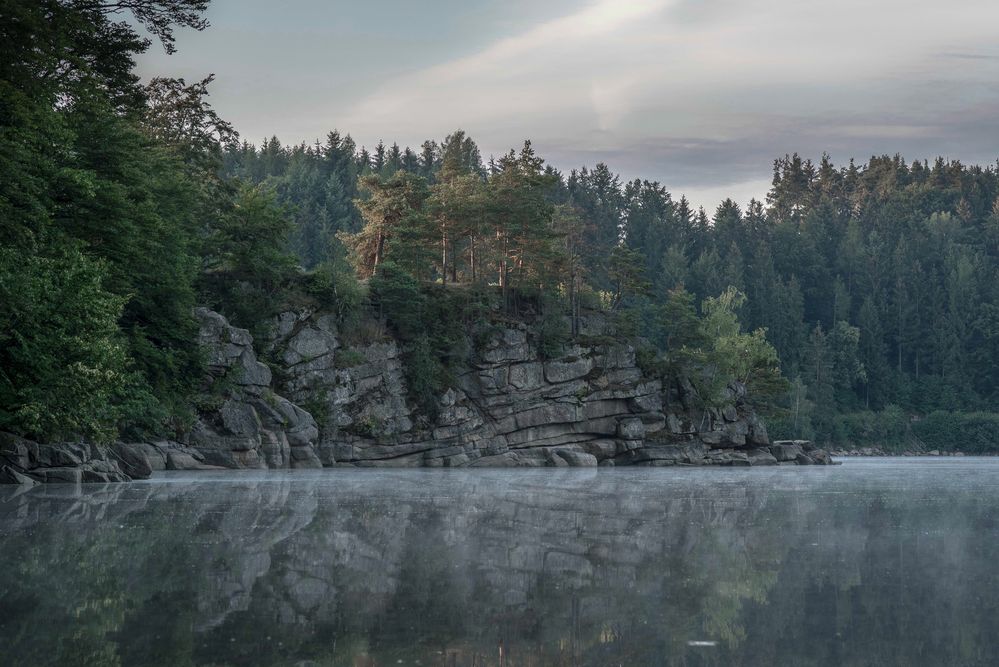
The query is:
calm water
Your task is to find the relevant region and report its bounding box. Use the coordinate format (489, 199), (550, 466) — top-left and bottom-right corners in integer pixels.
(1, 458), (997, 666)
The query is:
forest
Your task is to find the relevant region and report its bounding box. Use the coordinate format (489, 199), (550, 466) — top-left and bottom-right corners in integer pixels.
(4, 0), (999, 451)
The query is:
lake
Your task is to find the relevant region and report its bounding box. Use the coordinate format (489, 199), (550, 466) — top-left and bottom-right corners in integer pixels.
(1, 458), (997, 666)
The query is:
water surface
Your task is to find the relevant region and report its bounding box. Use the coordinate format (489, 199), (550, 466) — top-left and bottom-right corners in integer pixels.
(1, 458), (997, 666)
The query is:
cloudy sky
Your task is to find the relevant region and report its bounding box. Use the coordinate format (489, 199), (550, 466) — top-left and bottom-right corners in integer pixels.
(135, 0), (999, 209)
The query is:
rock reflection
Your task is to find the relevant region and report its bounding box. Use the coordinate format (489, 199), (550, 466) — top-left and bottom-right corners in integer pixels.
(1, 463), (998, 666)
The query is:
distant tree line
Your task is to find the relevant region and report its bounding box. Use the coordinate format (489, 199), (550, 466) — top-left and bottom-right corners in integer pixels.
(226, 136), (999, 446)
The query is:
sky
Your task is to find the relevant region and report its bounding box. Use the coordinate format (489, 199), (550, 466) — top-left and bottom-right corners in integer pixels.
(135, 0), (999, 211)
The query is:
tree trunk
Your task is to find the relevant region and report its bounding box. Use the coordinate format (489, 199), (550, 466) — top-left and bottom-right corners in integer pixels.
(469, 236), (476, 282)
(441, 230), (448, 283)
(374, 230), (385, 274)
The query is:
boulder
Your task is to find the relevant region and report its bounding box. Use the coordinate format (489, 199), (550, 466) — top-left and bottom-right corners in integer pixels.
(110, 443), (153, 480)
(555, 450), (599, 467)
(0, 433), (32, 469)
(0, 465), (38, 486)
(809, 448), (833, 465)
(746, 448), (778, 466)
(769, 443), (803, 462)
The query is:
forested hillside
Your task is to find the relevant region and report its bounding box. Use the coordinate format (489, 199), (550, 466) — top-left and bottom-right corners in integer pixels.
(224, 137), (999, 449)
(4, 1), (998, 451)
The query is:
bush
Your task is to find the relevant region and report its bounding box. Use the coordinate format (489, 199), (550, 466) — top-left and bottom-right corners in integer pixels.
(536, 311), (569, 360)
(369, 262), (426, 342)
(403, 335), (449, 420)
(913, 412), (999, 453)
(304, 260), (364, 327)
(369, 263), (485, 417)
(832, 405), (910, 450)
(635, 344), (666, 379)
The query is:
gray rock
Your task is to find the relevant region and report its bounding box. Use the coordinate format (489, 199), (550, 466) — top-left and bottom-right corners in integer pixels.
(167, 450), (221, 471)
(111, 443), (153, 479)
(35, 467), (83, 484)
(544, 357), (594, 384)
(555, 450), (598, 467)
(186, 307), (812, 470)
(0, 433), (32, 469)
(809, 448), (834, 465)
(746, 448), (779, 466)
(190, 309), (323, 470)
(289, 446), (323, 469)
(508, 362), (545, 390)
(616, 417), (645, 440)
(769, 443), (803, 462)
(0, 465), (38, 486)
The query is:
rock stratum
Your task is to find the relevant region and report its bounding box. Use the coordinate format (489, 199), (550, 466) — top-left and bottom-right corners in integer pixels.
(1, 308), (832, 483)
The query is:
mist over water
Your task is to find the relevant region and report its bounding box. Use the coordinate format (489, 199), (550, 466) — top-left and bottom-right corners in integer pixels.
(1, 459), (997, 666)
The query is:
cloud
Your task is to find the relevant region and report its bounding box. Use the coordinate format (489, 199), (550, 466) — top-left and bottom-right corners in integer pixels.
(146, 0), (999, 206)
(937, 52), (999, 61)
(341, 0), (675, 141)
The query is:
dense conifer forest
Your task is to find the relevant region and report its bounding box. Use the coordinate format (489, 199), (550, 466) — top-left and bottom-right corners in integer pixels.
(4, 0), (999, 451)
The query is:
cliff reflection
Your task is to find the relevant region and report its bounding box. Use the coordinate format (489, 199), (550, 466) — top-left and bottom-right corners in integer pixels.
(1, 463), (997, 666)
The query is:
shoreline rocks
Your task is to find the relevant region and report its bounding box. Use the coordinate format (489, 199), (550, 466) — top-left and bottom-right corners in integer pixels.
(827, 447), (973, 457)
(0, 433), (132, 486)
(2, 309), (836, 484)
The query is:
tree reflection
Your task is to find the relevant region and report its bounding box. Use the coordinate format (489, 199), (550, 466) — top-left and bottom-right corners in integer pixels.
(1, 466), (997, 666)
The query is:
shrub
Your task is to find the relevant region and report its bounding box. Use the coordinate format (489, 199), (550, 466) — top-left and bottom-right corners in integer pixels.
(304, 260), (364, 327)
(536, 311), (570, 360)
(402, 335), (448, 420)
(913, 411), (999, 453)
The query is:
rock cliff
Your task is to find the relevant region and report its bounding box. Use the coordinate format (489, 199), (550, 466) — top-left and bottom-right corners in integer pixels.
(258, 308), (830, 468)
(1, 307), (832, 483)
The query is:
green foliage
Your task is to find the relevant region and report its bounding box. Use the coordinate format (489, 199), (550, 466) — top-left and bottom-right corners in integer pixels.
(303, 259), (364, 327)
(300, 394), (331, 429)
(369, 264), (490, 417)
(341, 171), (433, 278)
(833, 405), (911, 450)
(536, 310), (570, 361)
(402, 336), (450, 420)
(0, 0), (220, 440)
(198, 183), (299, 331)
(369, 262), (427, 342)
(607, 245), (652, 309)
(11, 0), (999, 444)
(913, 412), (999, 454)
(0, 246), (130, 441)
(635, 344), (666, 379)
(693, 288), (788, 410)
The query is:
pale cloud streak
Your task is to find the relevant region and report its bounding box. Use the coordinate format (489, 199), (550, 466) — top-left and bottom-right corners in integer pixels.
(342, 0), (676, 142)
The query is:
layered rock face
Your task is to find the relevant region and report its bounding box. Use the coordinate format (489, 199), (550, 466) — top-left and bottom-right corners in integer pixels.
(261, 309), (832, 468)
(1, 308), (832, 483)
(0, 433), (132, 485)
(187, 308), (322, 469)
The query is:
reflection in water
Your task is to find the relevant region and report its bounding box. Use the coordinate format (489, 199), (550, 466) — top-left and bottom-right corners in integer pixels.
(1, 460), (998, 666)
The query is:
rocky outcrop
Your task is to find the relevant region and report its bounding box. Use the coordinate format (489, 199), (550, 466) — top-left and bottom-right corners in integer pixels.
(0, 432), (133, 485)
(2, 307), (832, 483)
(262, 309), (833, 468)
(183, 308), (322, 470)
